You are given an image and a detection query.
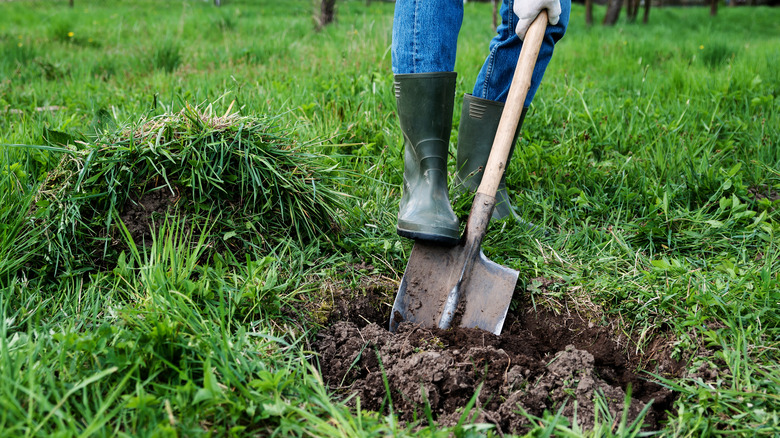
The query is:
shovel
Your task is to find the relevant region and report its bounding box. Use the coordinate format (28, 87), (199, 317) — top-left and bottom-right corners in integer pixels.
(389, 12), (549, 335)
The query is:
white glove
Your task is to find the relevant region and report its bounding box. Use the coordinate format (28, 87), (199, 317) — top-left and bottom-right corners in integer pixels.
(513, 0), (561, 40)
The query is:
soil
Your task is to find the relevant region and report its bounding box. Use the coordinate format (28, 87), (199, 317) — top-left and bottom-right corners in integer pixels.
(748, 185), (780, 202)
(313, 276), (683, 434)
(118, 185), (181, 243)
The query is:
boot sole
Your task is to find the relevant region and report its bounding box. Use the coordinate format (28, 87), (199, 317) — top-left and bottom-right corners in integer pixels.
(396, 226), (460, 246)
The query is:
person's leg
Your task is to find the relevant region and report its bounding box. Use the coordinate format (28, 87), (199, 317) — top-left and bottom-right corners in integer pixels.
(391, 0), (465, 244)
(392, 0), (464, 74)
(473, 0), (571, 104)
(456, 0), (569, 230)
(456, 95), (530, 221)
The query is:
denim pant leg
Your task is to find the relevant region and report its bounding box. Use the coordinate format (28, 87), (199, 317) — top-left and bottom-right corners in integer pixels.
(473, 0), (571, 105)
(391, 0), (464, 74)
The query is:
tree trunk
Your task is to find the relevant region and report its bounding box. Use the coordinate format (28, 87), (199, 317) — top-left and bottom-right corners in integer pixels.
(710, 0), (718, 15)
(626, 0), (640, 22)
(643, 0), (651, 23)
(320, 0), (337, 28)
(69, 0), (74, 6)
(603, 0), (623, 25)
(585, 0), (593, 26)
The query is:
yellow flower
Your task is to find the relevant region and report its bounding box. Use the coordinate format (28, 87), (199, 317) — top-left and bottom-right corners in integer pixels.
(68, 32), (74, 38)
(18, 43), (23, 47)
(18, 35), (23, 39)
(699, 45), (704, 50)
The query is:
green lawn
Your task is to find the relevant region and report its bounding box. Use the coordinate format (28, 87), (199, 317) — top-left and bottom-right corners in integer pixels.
(1, 0), (779, 436)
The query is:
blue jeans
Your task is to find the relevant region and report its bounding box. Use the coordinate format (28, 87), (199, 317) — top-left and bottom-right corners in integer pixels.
(391, 0), (570, 106)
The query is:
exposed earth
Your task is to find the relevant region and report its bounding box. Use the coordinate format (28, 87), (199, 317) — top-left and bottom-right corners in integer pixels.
(313, 274), (684, 434)
(119, 184), (182, 243)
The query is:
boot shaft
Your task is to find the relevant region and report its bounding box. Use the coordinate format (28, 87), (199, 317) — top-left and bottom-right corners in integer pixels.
(456, 93), (527, 191)
(394, 72), (457, 169)
(393, 72), (460, 245)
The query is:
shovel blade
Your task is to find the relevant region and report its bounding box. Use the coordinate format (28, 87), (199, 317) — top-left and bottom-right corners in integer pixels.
(457, 250), (519, 334)
(389, 241), (462, 332)
(389, 241), (519, 335)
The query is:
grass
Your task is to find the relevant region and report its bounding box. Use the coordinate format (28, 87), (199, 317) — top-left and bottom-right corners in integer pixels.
(1, 0), (779, 436)
(30, 101), (347, 273)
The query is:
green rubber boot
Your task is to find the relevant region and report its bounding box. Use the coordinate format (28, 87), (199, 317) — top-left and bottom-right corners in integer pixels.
(394, 73), (460, 246)
(456, 94), (534, 224)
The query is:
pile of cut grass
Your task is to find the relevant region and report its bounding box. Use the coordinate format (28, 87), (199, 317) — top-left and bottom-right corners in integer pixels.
(31, 101), (348, 274)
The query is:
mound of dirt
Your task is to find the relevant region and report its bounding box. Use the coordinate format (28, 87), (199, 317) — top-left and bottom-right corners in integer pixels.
(313, 279), (680, 434)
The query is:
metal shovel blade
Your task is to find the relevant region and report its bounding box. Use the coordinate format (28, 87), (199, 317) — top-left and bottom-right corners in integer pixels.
(388, 241), (461, 332)
(389, 194), (519, 335)
(456, 249), (519, 334)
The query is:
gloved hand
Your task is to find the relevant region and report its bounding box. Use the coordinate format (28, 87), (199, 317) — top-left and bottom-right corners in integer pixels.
(513, 0), (561, 40)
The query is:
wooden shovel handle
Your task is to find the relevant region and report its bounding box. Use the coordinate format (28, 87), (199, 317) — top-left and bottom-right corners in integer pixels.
(476, 11), (548, 198)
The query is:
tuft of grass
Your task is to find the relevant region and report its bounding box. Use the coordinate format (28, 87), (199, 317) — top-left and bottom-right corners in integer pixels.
(89, 56), (120, 80)
(211, 10), (236, 32)
(517, 388), (654, 437)
(1, 37), (38, 68)
(698, 40), (736, 68)
(0, 173), (44, 289)
(48, 20), (77, 44)
(151, 39), (182, 73)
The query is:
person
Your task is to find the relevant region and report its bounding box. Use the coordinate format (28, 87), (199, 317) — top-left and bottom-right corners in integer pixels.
(392, 0), (570, 245)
